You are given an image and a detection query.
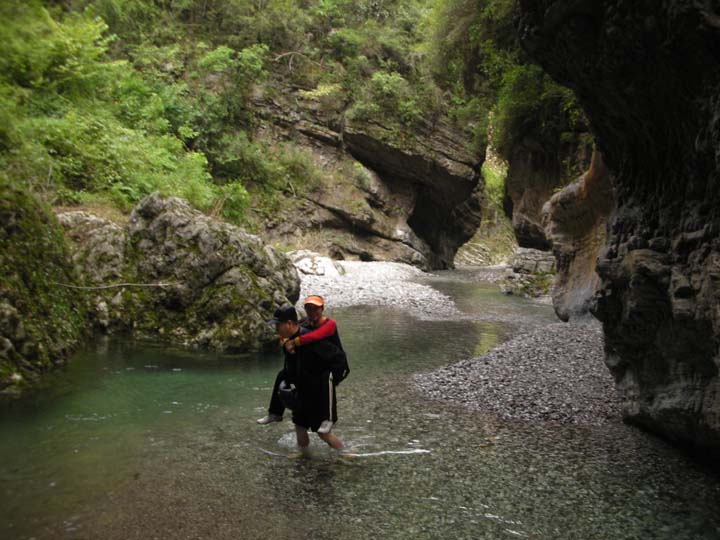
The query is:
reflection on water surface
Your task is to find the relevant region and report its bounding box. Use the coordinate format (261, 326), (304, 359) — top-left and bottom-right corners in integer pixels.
(1, 276), (719, 539)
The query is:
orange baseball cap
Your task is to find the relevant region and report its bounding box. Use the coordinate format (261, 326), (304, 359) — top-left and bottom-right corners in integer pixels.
(304, 295), (325, 307)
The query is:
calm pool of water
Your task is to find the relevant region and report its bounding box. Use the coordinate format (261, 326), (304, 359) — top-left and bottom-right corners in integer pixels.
(1, 273), (719, 539)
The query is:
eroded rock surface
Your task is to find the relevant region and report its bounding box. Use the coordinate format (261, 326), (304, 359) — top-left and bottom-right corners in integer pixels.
(504, 136), (592, 250)
(518, 1), (720, 453)
(543, 147), (615, 321)
(59, 194), (300, 351)
(254, 89), (483, 269)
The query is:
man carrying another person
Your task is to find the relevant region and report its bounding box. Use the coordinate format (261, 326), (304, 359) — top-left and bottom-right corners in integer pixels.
(257, 296), (348, 450)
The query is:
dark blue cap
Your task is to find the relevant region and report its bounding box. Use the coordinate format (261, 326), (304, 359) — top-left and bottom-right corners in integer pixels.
(267, 305), (298, 325)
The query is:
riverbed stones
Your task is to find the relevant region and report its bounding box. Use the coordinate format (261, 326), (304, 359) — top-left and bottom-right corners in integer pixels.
(296, 260), (461, 319)
(416, 320), (621, 426)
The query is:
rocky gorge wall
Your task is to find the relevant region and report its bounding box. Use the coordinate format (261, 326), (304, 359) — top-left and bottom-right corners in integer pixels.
(1, 189), (300, 392)
(252, 87), (483, 270)
(504, 133), (592, 251)
(543, 147), (615, 322)
(517, 1), (720, 454)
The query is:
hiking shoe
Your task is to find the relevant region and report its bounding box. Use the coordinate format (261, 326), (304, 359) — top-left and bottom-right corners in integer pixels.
(317, 420), (333, 434)
(256, 413), (282, 425)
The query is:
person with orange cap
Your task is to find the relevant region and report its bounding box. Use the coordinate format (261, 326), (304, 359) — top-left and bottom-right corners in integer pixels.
(257, 295), (348, 436)
(262, 305), (346, 451)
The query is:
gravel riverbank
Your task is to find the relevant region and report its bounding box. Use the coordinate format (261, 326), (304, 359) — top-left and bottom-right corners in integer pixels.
(297, 260), (462, 318)
(294, 257), (619, 426)
(414, 320), (621, 426)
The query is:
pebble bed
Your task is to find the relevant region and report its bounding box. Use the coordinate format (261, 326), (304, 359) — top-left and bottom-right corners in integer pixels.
(297, 260), (462, 319)
(415, 320), (622, 425)
(296, 259), (620, 426)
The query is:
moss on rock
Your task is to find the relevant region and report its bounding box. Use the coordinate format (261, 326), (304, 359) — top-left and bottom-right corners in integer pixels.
(0, 182), (88, 391)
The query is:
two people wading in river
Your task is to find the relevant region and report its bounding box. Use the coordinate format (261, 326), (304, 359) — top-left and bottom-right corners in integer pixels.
(257, 295), (349, 452)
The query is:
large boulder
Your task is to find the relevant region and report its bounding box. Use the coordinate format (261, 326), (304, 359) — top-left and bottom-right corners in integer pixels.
(0, 184), (87, 391)
(517, 1), (720, 454)
(59, 194), (300, 351)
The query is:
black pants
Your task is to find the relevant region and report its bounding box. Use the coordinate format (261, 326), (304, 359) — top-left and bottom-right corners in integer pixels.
(267, 369), (336, 427)
(267, 370), (286, 416)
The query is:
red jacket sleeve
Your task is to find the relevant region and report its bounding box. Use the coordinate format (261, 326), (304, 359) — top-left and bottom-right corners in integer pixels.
(295, 318), (337, 346)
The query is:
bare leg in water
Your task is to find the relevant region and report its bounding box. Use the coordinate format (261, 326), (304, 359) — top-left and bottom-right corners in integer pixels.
(295, 424), (310, 451)
(318, 431), (344, 450)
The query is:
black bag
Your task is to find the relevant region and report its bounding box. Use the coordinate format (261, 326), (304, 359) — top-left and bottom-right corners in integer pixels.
(331, 349), (350, 385)
(277, 380), (300, 410)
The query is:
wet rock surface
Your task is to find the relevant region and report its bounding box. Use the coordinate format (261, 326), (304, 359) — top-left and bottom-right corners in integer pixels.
(416, 320), (621, 426)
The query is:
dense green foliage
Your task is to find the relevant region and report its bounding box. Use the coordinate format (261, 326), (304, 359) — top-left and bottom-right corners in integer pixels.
(0, 0), (583, 222)
(425, 0), (585, 162)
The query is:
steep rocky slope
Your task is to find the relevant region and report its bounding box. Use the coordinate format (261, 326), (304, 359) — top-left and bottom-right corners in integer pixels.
(252, 87), (483, 270)
(517, 1), (720, 453)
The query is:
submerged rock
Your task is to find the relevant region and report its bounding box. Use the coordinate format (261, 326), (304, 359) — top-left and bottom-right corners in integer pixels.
(518, 1), (720, 454)
(59, 193), (300, 351)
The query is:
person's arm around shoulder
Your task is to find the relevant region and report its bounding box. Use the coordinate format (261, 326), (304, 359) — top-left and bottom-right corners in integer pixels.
(285, 318), (337, 352)
(299, 318), (336, 345)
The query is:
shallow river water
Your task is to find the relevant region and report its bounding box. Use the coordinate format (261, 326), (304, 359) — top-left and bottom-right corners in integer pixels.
(1, 271), (719, 539)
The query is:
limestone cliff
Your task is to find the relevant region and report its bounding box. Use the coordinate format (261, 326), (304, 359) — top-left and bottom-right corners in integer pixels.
(517, 1), (720, 454)
(59, 193), (300, 352)
(252, 87), (483, 270)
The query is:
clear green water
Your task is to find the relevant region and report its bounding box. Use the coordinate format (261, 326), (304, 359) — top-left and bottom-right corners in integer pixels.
(1, 274), (719, 539)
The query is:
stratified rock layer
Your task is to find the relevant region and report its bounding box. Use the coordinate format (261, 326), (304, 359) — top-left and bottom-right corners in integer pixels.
(60, 194), (300, 351)
(517, 1), (720, 453)
(254, 89), (483, 269)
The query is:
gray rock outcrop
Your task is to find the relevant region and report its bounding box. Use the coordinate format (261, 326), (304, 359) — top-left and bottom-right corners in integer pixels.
(59, 193), (300, 351)
(518, 1), (720, 454)
(500, 247), (556, 298)
(253, 88), (483, 270)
